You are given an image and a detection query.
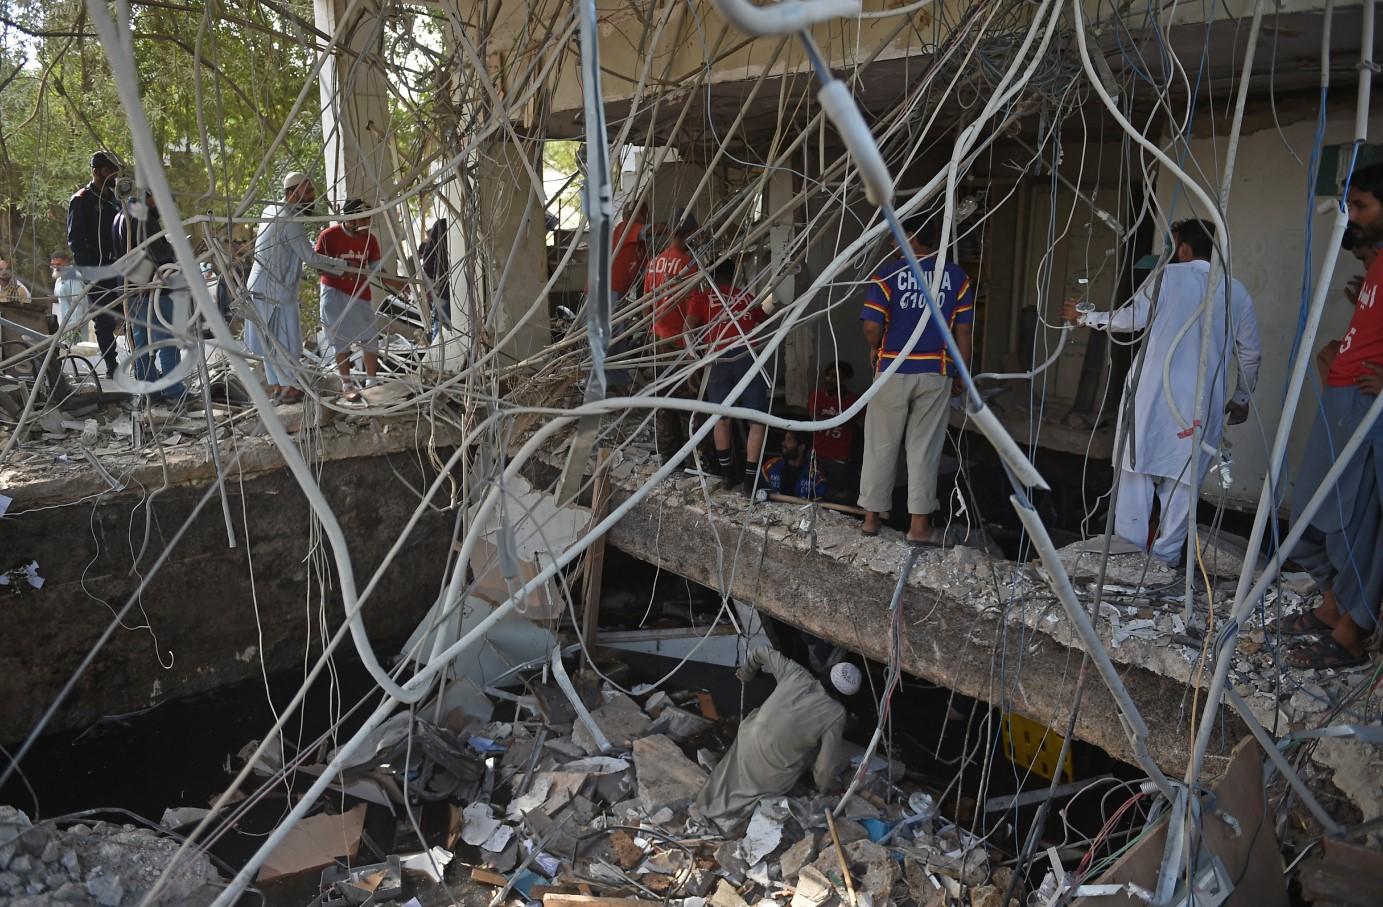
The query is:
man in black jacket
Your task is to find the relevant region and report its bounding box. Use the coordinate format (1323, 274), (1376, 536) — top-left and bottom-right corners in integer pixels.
(67, 151), (124, 378)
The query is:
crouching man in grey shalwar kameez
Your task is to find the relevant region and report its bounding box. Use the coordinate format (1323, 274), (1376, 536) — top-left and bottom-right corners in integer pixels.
(243, 171), (347, 404)
(692, 648), (860, 831)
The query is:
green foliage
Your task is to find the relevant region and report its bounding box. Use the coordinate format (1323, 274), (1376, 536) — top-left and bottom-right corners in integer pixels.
(0, 0), (326, 286)
(544, 140), (583, 228)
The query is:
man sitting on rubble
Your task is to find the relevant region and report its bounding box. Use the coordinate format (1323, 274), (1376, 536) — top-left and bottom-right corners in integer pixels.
(1278, 162), (1383, 670)
(0, 259), (33, 307)
(758, 429), (828, 500)
(692, 648), (860, 832)
(808, 360), (861, 499)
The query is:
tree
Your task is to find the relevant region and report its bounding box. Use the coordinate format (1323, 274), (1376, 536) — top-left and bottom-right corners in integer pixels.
(0, 0), (326, 288)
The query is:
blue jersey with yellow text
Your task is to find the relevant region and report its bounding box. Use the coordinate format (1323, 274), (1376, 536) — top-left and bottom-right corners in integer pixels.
(861, 255), (974, 375)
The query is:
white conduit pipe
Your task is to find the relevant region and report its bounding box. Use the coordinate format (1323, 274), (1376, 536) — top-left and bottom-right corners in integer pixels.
(205, 78), (1071, 905)
(714, 0), (859, 36)
(200, 118), (989, 907)
(1071, 3), (1231, 281)
(1177, 0), (1266, 630)
(1188, 0), (1375, 786)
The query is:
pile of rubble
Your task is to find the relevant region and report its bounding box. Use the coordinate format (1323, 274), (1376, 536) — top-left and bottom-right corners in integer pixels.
(0, 806), (222, 906)
(220, 661), (1019, 907)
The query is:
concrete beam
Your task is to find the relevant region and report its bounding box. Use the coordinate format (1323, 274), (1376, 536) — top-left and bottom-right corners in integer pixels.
(597, 458), (1247, 779)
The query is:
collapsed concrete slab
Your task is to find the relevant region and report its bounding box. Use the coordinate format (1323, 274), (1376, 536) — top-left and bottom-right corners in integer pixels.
(597, 455), (1247, 780)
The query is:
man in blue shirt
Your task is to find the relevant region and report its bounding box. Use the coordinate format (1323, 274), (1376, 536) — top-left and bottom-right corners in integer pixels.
(858, 217), (974, 545)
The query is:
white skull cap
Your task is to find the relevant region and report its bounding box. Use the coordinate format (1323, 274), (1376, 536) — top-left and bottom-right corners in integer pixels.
(829, 662), (862, 696)
(282, 171), (312, 192)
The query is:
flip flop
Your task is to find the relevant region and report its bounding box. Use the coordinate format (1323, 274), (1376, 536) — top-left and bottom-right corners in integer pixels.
(861, 525), (880, 537)
(1269, 610), (1332, 637)
(905, 536), (941, 549)
(1286, 636), (1368, 671)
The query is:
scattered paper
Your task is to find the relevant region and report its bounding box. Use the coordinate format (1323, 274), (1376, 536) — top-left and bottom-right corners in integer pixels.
(482, 823), (515, 853)
(401, 847), (453, 883)
(0, 493), (12, 518)
(461, 802), (501, 846)
(740, 797), (788, 866)
(507, 776), (553, 819)
(0, 561), (44, 591)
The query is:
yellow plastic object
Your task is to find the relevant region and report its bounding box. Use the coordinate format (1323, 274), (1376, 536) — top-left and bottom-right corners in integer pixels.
(1001, 712), (1073, 782)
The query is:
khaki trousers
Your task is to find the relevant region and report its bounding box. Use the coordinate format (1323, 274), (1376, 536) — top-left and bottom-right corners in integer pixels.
(857, 371), (951, 515)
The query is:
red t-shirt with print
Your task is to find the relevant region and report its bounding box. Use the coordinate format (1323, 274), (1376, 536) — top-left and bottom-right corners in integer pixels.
(644, 245), (705, 340)
(316, 225), (381, 301)
(1328, 253), (1383, 386)
(808, 388), (859, 462)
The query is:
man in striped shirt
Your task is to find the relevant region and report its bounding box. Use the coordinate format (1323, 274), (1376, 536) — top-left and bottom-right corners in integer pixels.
(858, 217), (973, 545)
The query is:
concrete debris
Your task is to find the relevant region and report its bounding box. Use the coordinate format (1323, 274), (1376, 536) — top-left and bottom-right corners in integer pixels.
(633, 734), (709, 816)
(779, 834), (818, 882)
(0, 806), (221, 905)
(709, 878), (750, 907)
(649, 705), (716, 742)
(574, 693), (652, 754)
(812, 839), (898, 906)
(793, 867), (837, 907)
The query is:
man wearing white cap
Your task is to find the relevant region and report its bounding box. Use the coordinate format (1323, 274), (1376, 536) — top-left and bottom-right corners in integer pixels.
(692, 647), (858, 830)
(243, 171), (347, 404)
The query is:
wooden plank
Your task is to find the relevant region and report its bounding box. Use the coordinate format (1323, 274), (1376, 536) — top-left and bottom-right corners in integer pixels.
(541, 895), (660, 907)
(471, 867), (509, 887)
(579, 448), (612, 663)
(1299, 838), (1383, 907)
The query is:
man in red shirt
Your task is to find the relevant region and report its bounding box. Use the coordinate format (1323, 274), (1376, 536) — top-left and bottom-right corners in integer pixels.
(315, 199), (403, 400)
(642, 211), (707, 463)
(686, 259), (769, 493)
(643, 213), (705, 344)
(1281, 162), (1383, 670)
(605, 200), (648, 390)
(611, 200), (649, 298)
(808, 361), (861, 498)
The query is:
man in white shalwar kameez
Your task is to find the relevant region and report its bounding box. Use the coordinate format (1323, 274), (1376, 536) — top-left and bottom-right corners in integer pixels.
(244, 172), (346, 404)
(1063, 219), (1261, 564)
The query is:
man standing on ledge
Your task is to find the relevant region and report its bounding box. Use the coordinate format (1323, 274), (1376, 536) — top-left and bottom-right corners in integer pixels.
(243, 172), (346, 405)
(1061, 218), (1260, 566)
(1278, 162), (1383, 670)
(67, 151), (124, 378)
(858, 217), (973, 546)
